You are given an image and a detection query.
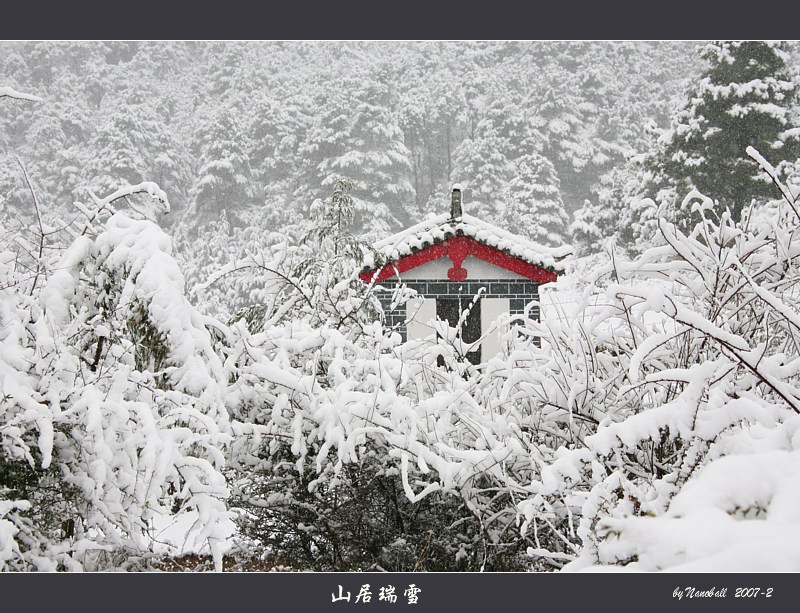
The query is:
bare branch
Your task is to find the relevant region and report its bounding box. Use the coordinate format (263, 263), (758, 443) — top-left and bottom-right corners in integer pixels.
(16, 158), (48, 295)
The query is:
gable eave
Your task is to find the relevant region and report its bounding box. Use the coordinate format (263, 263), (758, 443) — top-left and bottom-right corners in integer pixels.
(359, 235), (558, 284)
(361, 213), (571, 278)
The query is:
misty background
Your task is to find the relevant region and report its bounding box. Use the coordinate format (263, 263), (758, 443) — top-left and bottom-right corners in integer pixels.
(0, 41), (701, 237)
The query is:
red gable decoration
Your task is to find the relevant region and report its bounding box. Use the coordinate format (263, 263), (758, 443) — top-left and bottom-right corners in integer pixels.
(359, 235), (557, 284)
(360, 186), (570, 286)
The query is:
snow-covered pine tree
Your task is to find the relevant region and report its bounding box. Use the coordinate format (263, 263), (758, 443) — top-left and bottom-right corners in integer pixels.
(299, 73), (415, 240)
(501, 153), (570, 247)
(397, 55), (468, 217)
(575, 159), (667, 256)
(247, 92), (309, 202)
(189, 106), (255, 227)
(654, 41), (800, 223)
(449, 90), (533, 224)
(533, 81), (597, 204)
(203, 42), (253, 101)
(569, 199), (609, 256)
(83, 96), (151, 197)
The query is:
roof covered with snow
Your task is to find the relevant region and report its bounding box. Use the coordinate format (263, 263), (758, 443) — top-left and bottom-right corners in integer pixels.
(361, 212), (572, 273)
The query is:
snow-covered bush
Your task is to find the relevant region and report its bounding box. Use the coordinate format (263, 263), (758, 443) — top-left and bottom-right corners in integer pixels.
(511, 151), (800, 571)
(224, 317), (506, 570)
(218, 182), (520, 570)
(0, 185), (232, 571)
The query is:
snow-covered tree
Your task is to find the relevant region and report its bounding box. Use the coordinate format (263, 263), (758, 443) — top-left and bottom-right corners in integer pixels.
(451, 127), (511, 223)
(502, 153), (570, 247)
(247, 92), (309, 200)
(569, 199), (609, 256)
(299, 73), (416, 239)
(397, 58), (468, 215)
(83, 99), (150, 196)
(189, 107), (255, 226)
(0, 183), (232, 571)
(654, 41), (800, 223)
(571, 157), (671, 256)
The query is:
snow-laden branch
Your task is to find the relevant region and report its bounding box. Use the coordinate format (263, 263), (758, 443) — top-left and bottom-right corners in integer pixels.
(747, 146), (800, 219)
(72, 181), (170, 237)
(0, 86), (43, 102)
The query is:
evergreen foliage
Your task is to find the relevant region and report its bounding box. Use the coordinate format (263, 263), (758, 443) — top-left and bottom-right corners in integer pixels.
(190, 107), (254, 225)
(654, 41), (800, 223)
(502, 153), (569, 247)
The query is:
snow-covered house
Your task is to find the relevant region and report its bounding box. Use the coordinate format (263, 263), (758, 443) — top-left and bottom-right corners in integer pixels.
(359, 186), (570, 364)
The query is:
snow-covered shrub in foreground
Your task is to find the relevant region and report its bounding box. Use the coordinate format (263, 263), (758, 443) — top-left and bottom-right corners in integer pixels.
(0, 186), (231, 571)
(534, 162), (800, 571)
(595, 447), (800, 571)
(220, 182), (522, 570)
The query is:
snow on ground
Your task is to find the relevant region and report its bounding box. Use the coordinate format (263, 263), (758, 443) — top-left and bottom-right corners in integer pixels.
(568, 449), (800, 572)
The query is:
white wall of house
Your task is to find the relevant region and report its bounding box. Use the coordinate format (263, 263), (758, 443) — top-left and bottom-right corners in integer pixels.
(480, 298), (509, 359)
(397, 257), (450, 280)
(406, 296), (437, 342)
(400, 255), (526, 280)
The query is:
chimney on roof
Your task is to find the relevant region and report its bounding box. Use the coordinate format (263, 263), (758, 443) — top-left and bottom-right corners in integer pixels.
(451, 184), (463, 220)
